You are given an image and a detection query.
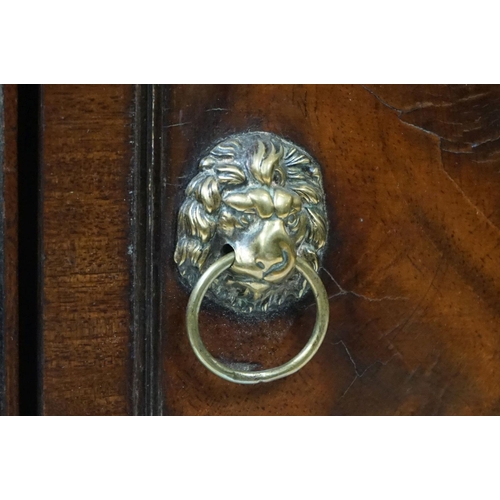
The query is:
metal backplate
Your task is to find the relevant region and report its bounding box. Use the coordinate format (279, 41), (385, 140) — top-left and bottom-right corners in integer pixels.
(174, 131), (328, 314)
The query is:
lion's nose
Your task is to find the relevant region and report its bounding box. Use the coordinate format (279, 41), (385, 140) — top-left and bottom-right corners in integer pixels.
(230, 219), (296, 284)
(257, 245), (294, 283)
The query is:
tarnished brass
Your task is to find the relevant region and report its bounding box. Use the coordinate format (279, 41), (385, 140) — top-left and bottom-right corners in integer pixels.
(176, 132), (330, 383)
(175, 131), (328, 314)
(186, 253), (329, 384)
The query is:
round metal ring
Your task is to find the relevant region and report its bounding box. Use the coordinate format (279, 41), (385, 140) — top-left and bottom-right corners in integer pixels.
(186, 253), (330, 384)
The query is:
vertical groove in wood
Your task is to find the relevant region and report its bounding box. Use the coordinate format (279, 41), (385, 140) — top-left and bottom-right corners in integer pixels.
(17, 84), (41, 415)
(38, 85), (46, 415)
(130, 84), (163, 415)
(0, 84), (19, 415)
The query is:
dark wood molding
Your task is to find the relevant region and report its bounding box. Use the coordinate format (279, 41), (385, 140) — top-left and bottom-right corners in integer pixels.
(129, 84), (164, 415)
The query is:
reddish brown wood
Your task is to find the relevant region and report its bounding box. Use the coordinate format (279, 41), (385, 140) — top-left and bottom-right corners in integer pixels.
(36, 85), (500, 415)
(162, 84), (500, 415)
(40, 85), (135, 415)
(0, 85), (19, 415)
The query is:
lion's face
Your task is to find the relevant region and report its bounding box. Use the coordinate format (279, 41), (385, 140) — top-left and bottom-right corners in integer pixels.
(175, 132), (327, 314)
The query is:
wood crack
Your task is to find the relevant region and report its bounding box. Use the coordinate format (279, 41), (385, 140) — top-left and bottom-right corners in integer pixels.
(321, 267), (408, 303)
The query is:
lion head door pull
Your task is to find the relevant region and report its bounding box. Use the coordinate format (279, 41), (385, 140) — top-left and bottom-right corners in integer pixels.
(174, 132), (329, 384)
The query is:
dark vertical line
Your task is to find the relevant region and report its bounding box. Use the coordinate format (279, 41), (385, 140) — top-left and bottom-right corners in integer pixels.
(146, 85), (163, 416)
(130, 84), (163, 415)
(0, 86), (6, 415)
(145, 85), (156, 414)
(17, 84), (40, 415)
(38, 86), (45, 415)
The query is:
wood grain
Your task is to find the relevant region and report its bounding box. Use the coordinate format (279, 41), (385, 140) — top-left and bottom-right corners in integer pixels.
(37, 84), (500, 415)
(0, 85), (19, 415)
(162, 84), (500, 415)
(40, 85), (135, 415)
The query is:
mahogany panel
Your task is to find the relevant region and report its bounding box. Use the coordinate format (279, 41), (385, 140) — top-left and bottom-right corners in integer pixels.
(0, 85), (18, 415)
(162, 84), (500, 415)
(40, 85), (135, 415)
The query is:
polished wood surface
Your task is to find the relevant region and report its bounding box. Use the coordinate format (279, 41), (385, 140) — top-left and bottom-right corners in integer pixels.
(0, 85), (18, 415)
(162, 84), (500, 415)
(40, 85), (135, 415)
(35, 85), (500, 415)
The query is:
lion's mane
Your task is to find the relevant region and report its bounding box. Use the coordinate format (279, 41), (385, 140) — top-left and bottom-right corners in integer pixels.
(174, 131), (328, 314)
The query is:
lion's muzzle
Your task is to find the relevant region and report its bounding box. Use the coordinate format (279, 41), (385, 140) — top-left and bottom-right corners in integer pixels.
(230, 218), (297, 287)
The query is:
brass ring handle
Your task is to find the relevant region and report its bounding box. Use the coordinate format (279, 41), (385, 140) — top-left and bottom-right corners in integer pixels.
(186, 253), (330, 384)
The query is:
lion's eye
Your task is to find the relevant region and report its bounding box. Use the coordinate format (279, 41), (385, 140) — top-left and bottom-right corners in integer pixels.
(273, 170), (282, 185)
(286, 213), (303, 235)
(239, 214), (253, 227)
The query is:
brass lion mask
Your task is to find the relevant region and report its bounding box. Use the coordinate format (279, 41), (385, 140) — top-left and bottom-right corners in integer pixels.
(175, 131), (328, 314)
